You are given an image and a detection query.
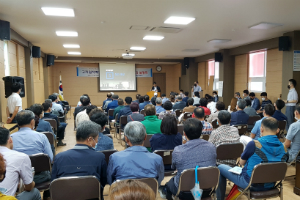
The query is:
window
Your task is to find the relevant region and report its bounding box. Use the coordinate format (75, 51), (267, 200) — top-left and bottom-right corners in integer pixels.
(4, 41), (9, 76)
(208, 60), (215, 78)
(208, 60), (219, 90)
(248, 51), (266, 92)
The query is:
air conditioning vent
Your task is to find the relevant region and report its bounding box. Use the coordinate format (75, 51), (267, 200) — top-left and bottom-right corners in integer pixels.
(150, 26), (182, 33)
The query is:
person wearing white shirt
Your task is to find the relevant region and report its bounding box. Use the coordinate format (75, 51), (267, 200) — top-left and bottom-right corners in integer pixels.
(151, 82), (161, 92)
(207, 99), (217, 114)
(49, 94), (64, 115)
(0, 127), (41, 200)
(75, 105), (97, 127)
(6, 83), (23, 124)
(283, 79), (299, 130)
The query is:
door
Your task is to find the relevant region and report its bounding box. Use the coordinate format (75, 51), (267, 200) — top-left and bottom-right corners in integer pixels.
(153, 73), (166, 95)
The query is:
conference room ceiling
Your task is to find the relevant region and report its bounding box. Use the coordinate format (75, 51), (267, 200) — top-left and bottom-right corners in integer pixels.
(1, 0), (300, 59)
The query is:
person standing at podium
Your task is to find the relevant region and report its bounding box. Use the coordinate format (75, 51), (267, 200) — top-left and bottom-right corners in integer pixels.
(151, 82), (161, 92)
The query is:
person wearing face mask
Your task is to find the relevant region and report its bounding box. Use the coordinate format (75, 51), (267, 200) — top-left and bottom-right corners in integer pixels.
(283, 79), (298, 130)
(192, 81), (202, 97)
(10, 110), (53, 199)
(0, 128), (41, 200)
(234, 92), (242, 100)
(284, 105), (300, 162)
(256, 92), (272, 117)
(51, 120), (107, 199)
(243, 90), (250, 100)
(212, 91), (219, 102)
(249, 92), (261, 111)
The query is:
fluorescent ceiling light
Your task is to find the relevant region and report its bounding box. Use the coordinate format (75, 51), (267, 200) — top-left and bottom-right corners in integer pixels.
(63, 44), (80, 48)
(56, 31), (78, 37)
(130, 47), (146, 51)
(164, 16), (195, 25)
(143, 36), (164, 40)
(68, 52), (81, 55)
(249, 22), (283, 30)
(122, 53), (135, 56)
(41, 7), (75, 17)
(208, 39), (231, 44)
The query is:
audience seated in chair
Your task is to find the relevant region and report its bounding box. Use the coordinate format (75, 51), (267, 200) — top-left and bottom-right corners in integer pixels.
(159, 118), (216, 200)
(207, 99), (217, 114)
(229, 97), (238, 113)
(102, 93), (113, 111)
(155, 97), (166, 114)
(161, 94), (169, 104)
(74, 95), (90, 120)
(77, 93), (89, 107)
(0, 128), (41, 200)
(75, 105), (97, 127)
(117, 97), (133, 126)
(207, 101), (225, 123)
(107, 121), (164, 185)
(243, 89), (250, 100)
(256, 92), (272, 117)
(213, 91), (219, 102)
(49, 94), (64, 116)
(272, 99), (288, 121)
(51, 120), (107, 199)
(11, 110), (53, 186)
(139, 95), (151, 110)
(244, 99), (257, 116)
(199, 98), (211, 116)
(216, 117), (288, 200)
(109, 179), (155, 200)
(284, 104), (300, 162)
(138, 95), (145, 104)
(127, 102), (145, 123)
(142, 104), (162, 134)
(249, 92), (261, 111)
(230, 99), (249, 126)
(182, 92), (189, 103)
(113, 98), (124, 120)
(150, 114), (182, 152)
(150, 95), (157, 106)
(172, 96), (186, 111)
(209, 110), (240, 166)
(133, 94), (140, 104)
(192, 91), (200, 106)
(89, 109), (114, 151)
(191, 107), (213, 135)
(106, 95), (119, 112)
(42, 102), (67, 146)
(158, 101), (176, 120)
(182, 98), (195, 113)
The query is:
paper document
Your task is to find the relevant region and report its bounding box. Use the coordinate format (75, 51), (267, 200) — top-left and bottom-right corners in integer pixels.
(228, 166), (242, 175)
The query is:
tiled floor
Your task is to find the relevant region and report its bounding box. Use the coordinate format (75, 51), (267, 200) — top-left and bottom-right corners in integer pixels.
(55, 110), (300, 200)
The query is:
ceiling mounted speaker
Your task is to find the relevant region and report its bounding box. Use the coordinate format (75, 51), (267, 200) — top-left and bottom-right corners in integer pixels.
(47, 55), (55, 66)
(215, 53), (223, 62)
(0, 20), (10, 41)
(32, 46), (41, 58)
(279, 36), (290, 51)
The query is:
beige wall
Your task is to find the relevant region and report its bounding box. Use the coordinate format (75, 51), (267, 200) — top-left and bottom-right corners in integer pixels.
(50, 63), (181, 106)
(33, 57), (45, 104)
(234, 54), (248, 96)
(0, 41), (5, 122)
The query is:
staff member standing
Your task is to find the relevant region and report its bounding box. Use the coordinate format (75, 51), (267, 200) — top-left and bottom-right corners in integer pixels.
(6, 83), (22, 124)
(151, 82), (161, 92)
(283, 79), (298, 130)
(192, 81), (201, 97)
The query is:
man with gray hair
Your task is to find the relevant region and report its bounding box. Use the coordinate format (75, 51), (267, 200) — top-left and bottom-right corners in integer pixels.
(173, 96), (186, 110)
(155, 97), (165, 114)
(107, 121), (164, 185)
(51, 120), (107, 199)
(230, 99), (249, 126)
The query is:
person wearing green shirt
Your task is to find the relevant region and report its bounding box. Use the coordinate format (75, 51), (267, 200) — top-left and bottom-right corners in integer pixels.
(141, 104), (162, 134)
(113, 98), (124, 119)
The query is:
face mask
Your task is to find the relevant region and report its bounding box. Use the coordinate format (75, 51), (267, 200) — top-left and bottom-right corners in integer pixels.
(288, 85), (291, 89)
(295, 117), (299, 121)
(262, 98), (265, 101)
(236, 96), (238, 99)
(243, 94), (245, 97)
(91, 138), (97, 150)
(214, 95), (216, 97)
(194, 84), (197, 87)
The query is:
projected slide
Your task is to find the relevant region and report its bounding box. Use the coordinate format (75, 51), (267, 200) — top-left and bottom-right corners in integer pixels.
(99, 63), (136, 91)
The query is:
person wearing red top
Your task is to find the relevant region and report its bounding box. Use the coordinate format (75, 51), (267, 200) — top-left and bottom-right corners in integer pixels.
(198, 98), (211, 116)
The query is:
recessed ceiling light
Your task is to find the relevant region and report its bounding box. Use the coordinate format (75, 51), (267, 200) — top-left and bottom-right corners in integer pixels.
(208, 39), (231, 44)
(130, 47), (146, 51)
(164, 16), (195, 25)
(56, 31), (78, 37)
(143, 36), (164, 41)
(41, 7), (75, 17)
(63, 44), (80, 48)
(122, 53), (135, 56)
(249, 22), (283, 30)
(68, 52), (81, 55)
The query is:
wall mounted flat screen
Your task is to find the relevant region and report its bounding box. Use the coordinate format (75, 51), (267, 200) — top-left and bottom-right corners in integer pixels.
(99, 63), (136, 91)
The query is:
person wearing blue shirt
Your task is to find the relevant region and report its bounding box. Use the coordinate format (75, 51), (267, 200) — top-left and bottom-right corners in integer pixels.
(213, 91), (219, 102)
(155, 97), (166, 114)
(51, 120), (107, 199)
(118, 97), (133, 124)
(249, 92), (261, 111)
(272, 99), (288, 121)
(106, 95), (119, 112)
(230, 99), (249, 126)
(107, 121), (164, 185)
(133, 94), (140, 103)
(250, 104), (275, 140)
(89, 109), (114, 151)
(102, 92), (113, 108)
(216, 117), (288, 200)
(161, 94), (169, 104)
(11, 110), (53, 186)
(49, 94), (64, 115)
(182, 92), (189, 103)
(139, 95), (151, 111)
(173, 96), (186, 110)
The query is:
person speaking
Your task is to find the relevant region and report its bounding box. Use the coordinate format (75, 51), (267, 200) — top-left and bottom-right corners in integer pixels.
(151, 82), (161, 92)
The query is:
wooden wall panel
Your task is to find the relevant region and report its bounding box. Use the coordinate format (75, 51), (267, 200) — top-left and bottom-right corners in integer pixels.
(266, 48), (283, 103)
(16, 44), (27, 109)
(51, 63), (181, 106)
(198, 62), (206, 90)
(234, 54), (248, 96)
(47, 67), (54, 95)
(33, 57), (45, 104)
(8, 41), (17, 76)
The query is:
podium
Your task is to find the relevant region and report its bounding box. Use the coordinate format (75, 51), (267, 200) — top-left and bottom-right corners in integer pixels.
(147, 91), (161, 99)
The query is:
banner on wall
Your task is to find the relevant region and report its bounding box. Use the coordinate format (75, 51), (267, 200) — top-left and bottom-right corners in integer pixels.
(77, 67), (100, 77)
(136, 68), (152, 77)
